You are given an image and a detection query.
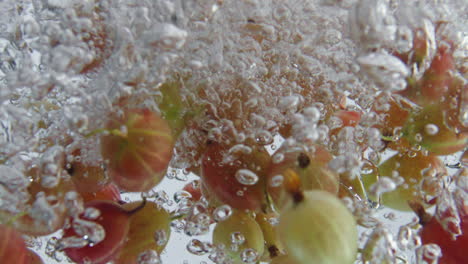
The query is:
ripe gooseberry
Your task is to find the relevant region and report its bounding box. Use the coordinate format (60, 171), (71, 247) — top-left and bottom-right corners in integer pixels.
(100, 108), (175, 192)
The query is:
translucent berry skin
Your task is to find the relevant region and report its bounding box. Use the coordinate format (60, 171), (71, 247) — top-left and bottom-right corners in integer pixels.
(201, 142), (271, 211)
(421, 215), (468, 264)
(80, 183), (121, 203)
(378, 152), (446, 211)
(403, 103), (467, 156)
(270, 255), (298, 264)
(372, 95), (412, 151)
(63, 201), (131, 264)
(12, 168), (76, 236)
(182, 180), (202, 202)
(115, 201), (171, 264)
(74, 1), (114, 74)
(0, 224), (30, 264)
(255, 212), (285, 260)
(213, 210), (265, 264)
(279, 190), (358, 264)
(68, 149), (110, 194)
(268, 145), (339, 210)
(101, 109), (174, 192)
(328, 109), (362, 139)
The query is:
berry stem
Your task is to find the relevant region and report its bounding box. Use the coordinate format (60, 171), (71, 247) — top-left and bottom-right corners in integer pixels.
(125, 198), (147, 215)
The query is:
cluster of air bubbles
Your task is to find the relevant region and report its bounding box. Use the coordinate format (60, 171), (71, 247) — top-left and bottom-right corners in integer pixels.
(361, 225), (399, 263)
(208, 245), (230, 264)
(142, 190), (172, 206)
(39, 145), (65, 188)
(137, 250), (162, 264)
(240, 248), (259, 263)
(435, 190), (463, 238)
(184, 202), (212, 236)
(29, 192), (61, 229)
(0, 165), (29, 213)
(416, 244), (442, 264)
(290, 107), (321, 145)
(369, 177), (398, 197)
(397, 219), (422, 251)
(45, 237), (63, 262)
(187, 239), (212, 256)
(71, 217), (106, 245)
(349, 0), (398, 51)
(356, 52), (409, 92)
(329, 153), (362, 179)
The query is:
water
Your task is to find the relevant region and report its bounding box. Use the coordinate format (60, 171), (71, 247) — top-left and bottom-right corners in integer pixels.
(0, 0), (466, 263)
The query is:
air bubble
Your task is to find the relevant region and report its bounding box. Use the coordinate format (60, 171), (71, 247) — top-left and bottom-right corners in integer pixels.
(174, 191), (192, 203)
(424, 124), (439, 136)
(143, 23), (187, 50)
(57, 236), (88, 250)
(369, 177), (397, 197)
(255, 130), (273, 145)
(270, 175), (284, 187)
(137, 250), (161, 264)
(82, 207), (100, 220)
(395, 26), (413, 53)
(235, 169), (259, 186)
(72, 218), (105, 244)
(416, 244), (441, 264)
(357, 52), (408, 91)
(278, 95), (301, 113)
(228, 144), (252, 155)
(154, 230), (168, 246)
(230, 232), (245, 245)
(414, 133), (423, 142)
(0, 165), (29, 192)
(272, 153), (285, 164)
(240, 248), (259, 263)
(187, 239), (211, 256)
(213, 205), (233, 222)
(45, 237), (62, 261)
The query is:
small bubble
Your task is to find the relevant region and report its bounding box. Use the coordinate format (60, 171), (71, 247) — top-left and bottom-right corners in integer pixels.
(416, 244), (442, 263)
(175, 170), (188, 181)
(383, 212), (396, 220)
(235, 169), (259, 186)
(57, 236), (88, 251)
(369, 176), (397, 197)
(82, 207), (100, 220)
(272, 153), (284, 164)
(424, 124), (439, 136)
(231, 232), (245, 245)
(269, 175), (284, 187)
(154, 230), (168, 246)
(137, 250), (161, 264)
(174, 191), (192, 203)
(187, 239), (211, 256)
(240, 248), (259, 263)
(255, 130), (273, 145)
(45, 237), (63, 261)
(414, 133), (423, 142)
(213, 205), (232, 222)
